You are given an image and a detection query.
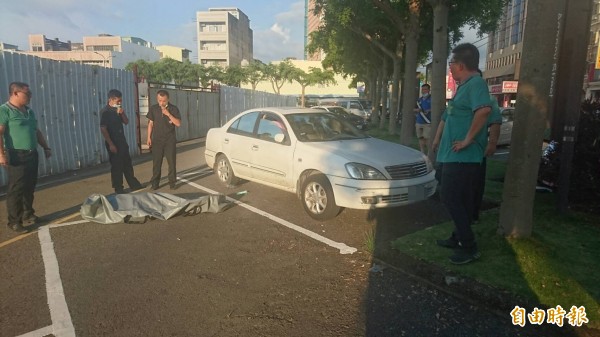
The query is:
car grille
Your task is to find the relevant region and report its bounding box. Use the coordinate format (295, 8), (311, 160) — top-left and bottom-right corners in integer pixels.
(379, 185), (436, 204)
(385, 161), (429, 180)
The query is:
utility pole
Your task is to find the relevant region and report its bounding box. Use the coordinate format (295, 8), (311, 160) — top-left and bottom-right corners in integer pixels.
(552, 0), (594, 213)
(498, 0), (567, 237)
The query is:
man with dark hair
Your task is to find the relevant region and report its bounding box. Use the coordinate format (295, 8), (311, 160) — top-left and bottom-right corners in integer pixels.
(0, 82), (52, 233)
(434, 43), (491, 264)
(414, 83), (432, 153)
(147, 90), (181, 190)
(100, 89), (143, 194)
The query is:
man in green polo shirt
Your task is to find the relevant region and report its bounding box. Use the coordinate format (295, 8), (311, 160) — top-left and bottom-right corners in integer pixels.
(0, 82), (52, 233)
(434, 44), (491, 264)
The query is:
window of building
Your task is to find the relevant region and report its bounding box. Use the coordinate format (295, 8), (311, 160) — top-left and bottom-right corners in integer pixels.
(200, 41), (226, 51)
(200, 22), (226, 33)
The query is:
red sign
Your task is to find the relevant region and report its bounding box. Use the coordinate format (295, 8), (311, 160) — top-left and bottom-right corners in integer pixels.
(489, 84), (502, 94)
(502, 81), (519, 93)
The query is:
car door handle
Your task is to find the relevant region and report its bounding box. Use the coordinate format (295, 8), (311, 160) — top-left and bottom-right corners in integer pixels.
(252, 145), (259, 151)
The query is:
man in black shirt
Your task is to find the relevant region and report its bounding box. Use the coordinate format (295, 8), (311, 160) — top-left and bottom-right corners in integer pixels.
(146, 90), (181, 190)
(100, 89), (143, 194)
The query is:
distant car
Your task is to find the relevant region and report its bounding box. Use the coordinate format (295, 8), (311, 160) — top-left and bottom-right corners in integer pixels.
(318, 98), (369, 120)
(205, 107), (437, 220)
(312, 105), (368, 130)
(497, 107), (515, 146)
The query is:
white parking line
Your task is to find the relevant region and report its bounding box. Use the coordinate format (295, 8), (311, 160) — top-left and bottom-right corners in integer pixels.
(16, 325), (53, 337)
(178, 176), (358, 255)
(38, 227), (76, 337)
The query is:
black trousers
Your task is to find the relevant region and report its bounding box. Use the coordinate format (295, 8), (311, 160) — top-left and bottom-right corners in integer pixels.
(106, 142), (141, 191)
(150, 136), (177, 187)
(472, 157), (487, 221)
(6, 149), (39, 225)
(440, 162), (481, 249)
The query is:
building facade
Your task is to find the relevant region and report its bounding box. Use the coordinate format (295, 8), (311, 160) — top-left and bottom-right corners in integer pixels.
(196, 8), (253, 67)
(157, 45), (192, 62)
(585, 0), (600, 99)
(304, 0), (323, 61)
(23, 34), (160, 69)
(484, 0), (527, 107)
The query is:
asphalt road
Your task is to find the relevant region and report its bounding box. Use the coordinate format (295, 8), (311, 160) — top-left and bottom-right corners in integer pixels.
(0, 139), (579, 337)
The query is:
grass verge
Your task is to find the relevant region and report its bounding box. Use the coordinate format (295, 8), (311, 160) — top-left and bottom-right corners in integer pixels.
(391, 158), (600, 330)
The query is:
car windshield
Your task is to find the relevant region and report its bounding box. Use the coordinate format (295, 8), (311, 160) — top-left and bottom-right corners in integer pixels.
(286, 113), (368, 142)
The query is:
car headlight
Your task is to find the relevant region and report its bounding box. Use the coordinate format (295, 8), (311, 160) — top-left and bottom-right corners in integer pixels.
(345, 163), (386, 180)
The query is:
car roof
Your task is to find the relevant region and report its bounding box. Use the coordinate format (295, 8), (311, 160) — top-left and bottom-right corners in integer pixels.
(243, 106), (328, 116)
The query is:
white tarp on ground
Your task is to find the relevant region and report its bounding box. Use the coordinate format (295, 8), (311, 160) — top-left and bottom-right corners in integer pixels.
(80, 192), (231, 224)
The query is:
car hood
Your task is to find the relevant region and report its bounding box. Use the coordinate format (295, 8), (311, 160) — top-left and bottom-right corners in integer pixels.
(303, 137), (426, 168)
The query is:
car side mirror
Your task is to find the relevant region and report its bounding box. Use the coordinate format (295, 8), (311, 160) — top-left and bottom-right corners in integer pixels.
(274, 133), (285, 143)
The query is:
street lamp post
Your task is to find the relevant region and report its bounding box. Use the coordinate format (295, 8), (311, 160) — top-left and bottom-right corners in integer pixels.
(93, 51), (108, 67)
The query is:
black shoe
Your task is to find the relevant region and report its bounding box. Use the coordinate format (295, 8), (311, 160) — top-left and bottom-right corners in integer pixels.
(150, 184), (159, 191)
(169, 184), (177, 190)
(115, 188), (127, 194)
(23, 214), (40, 225)
(449, 249), (481, 265)
(436, 238), (459, 249)
(131, 184), (145, 192)
(7, 223), (30, 234)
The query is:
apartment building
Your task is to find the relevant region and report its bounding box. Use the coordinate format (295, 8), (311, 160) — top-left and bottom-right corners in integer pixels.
(586, 0), (600, 99)
(304, 0), (323, 61)
(24, 34), (159, 69)
(196, 7), (253, 66)
(484, 0), (527, 107)
(157, 45), (192, 62)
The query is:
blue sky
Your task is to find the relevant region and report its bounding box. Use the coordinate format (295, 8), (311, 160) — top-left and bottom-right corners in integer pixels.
(0, 0), (306, 62)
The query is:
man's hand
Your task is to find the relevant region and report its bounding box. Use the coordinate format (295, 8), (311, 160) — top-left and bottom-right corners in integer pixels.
(432, 138), (440, 153)
(452, 139), (472, 152)
(0, 153), (7, 166)
(109, 144), (117, 153)
(147, 138), (152, 148)
(43, 148), (52, 159)
(161, 105), (170, 117)
(485, 142), (497, 157)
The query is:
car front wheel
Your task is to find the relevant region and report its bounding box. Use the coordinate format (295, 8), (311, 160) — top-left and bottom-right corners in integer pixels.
(215, 154), (239, 188)
(301, 174), (341, 221)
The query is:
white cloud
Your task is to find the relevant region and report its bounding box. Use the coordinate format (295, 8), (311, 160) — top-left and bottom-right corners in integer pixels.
(270, 23), (291, 43)
(252, 1), (305, 62)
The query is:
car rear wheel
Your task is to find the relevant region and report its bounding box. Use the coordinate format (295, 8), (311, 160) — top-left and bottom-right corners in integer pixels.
(215, 154), (239, 187)
(301, 174), (341, 221)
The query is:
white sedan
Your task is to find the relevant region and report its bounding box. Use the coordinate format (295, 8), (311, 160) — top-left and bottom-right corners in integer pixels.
(205, 107), (437, 220)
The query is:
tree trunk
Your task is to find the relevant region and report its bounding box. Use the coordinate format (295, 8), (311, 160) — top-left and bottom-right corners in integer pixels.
(388, 40), (403, 135)
(371, 72), (381, 125)
(399, 30), (420, 146)
(427, 0), (449, 162)
(498, 0), (567, 238)
(379, 56), (389, 129)
(554, 0), (593, 213)
(301, 85), (307, 107)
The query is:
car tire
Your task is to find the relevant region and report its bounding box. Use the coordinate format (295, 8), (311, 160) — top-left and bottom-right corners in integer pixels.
(301, 173), (341, 221)
(215, 154), (239, 188)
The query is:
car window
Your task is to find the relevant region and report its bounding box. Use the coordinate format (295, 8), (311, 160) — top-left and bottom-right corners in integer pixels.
(256, 112), (289, 144)
(286, 113), (367, 142)
(349, 102), (362, 109)
(227, 111), (259, 136)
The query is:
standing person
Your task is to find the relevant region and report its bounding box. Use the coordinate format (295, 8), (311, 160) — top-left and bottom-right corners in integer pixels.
(100, 89), (143, 194)
(0, 82), (52, 233)
(414, 83), (432, 153)
(146, 90), (181, 190)
(435, 43), (491, 265)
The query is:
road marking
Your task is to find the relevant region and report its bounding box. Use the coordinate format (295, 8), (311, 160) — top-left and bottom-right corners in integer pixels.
(49, 219), (89, 229)
(178, 177), (358, 255)
(16, 325), (53, 337)
(0, 231), (36, 249)
(38, 227), (76, 336)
